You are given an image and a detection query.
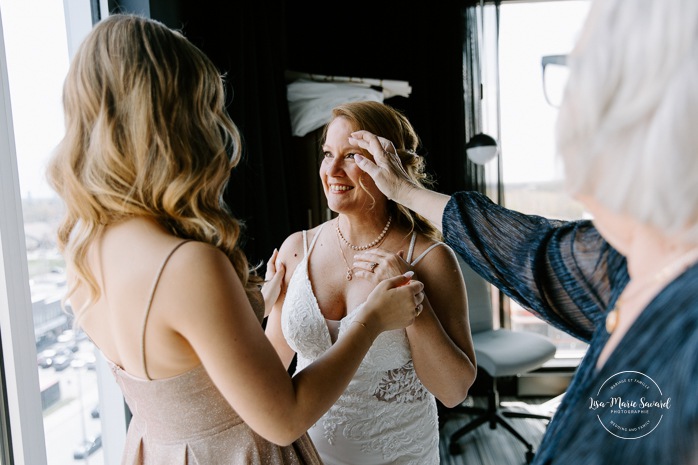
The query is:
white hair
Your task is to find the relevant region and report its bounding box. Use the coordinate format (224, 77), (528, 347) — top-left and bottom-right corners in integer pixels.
(556, 0), (698, 243)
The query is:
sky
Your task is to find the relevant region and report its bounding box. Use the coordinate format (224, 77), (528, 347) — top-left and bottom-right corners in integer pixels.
(1, 0), (70, 199)
(494, 1), (591, 185)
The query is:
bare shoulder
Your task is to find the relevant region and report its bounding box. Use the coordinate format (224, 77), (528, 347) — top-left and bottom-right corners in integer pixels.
(409, 234), (463, 287)
(159, 240), (239, 294)
(166, 239), (229, 269)
(276, 223), (328, 279)
(277, 231), (305, 261)
(154, 240), (255, 330)
(411, 234), (459, 270)
(410, 235), (466, 309)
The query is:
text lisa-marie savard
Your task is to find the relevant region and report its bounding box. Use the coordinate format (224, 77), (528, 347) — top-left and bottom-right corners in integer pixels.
(589, 397), (671, 412)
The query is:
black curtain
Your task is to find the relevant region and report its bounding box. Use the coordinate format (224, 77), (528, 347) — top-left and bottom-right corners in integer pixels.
(107, 0), (488, 263)
(109, 0), (299, 266)
(174, 2), (298, 267)
(285, 2), (486, 197)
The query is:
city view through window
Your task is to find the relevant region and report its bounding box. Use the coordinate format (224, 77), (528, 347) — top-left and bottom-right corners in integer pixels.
(23, 185), (105, 465)
(484, 0), (592, 363)
(2, 1), (105, 462)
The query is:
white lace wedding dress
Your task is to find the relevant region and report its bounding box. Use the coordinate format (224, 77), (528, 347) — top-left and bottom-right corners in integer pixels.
(281, 224), (442, 465)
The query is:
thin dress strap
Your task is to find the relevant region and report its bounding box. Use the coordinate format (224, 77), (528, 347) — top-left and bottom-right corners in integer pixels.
(405, 231), (446, 266)
(405, 232), (418, 263)
(411, 242), (445, 266)
(141, 239), (192, 380)
(306, 223), (326, 257)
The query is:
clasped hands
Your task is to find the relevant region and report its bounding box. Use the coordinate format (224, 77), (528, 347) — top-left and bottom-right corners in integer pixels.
(353, 249), (423, 316)
(351, 248), (412, 284)
(260, 247), (422, 318)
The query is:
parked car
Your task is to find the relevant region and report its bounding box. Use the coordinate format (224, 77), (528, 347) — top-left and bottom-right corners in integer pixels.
(51, 355), (71, 372)
(73, 435), (102, 460)
(56, 330), (79, 353)
(37, 344), (75, 369)
(57, 329), (75, 343)
(55, 340), (79, 354)
(37, 349), (58, 369)
(74, 352), (97, 371)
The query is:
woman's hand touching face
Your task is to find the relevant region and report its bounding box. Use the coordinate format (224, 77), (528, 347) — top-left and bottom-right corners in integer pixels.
(348, 130), (413, 202)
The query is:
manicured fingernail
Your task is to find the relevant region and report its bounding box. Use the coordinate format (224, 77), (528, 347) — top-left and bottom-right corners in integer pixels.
(404, 271), (414, 278)
(355, 154), (364, 163)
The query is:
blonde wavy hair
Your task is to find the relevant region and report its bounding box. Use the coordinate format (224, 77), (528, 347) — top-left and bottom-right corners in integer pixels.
(324, 101), (441, 241)
(46, 14), (261, 313)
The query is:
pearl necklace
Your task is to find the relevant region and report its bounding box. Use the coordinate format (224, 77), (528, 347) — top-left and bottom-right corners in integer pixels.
(335, 216), (391, 281)
(606, 246), (698, 334)
(336, 215), (392, 251)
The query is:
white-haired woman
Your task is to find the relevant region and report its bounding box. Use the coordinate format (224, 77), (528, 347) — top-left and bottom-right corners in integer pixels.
(349, 0), (698, 464)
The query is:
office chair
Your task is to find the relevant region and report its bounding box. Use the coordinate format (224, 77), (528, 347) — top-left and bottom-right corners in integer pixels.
(445, 254), (557, 463)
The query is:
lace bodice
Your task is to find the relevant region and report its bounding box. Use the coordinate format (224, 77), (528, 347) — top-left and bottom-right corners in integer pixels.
(281, 252), (413, 373)
(280, 225), (442, 464)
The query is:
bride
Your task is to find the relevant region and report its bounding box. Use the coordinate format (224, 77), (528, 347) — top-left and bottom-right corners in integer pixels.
(265, 101), (476, 465)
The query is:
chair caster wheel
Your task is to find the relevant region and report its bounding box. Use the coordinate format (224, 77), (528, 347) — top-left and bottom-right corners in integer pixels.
(449, 442), (462, 455)
(525, 450), (535, 463)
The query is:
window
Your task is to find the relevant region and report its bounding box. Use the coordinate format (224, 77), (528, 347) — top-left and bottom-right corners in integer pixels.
(480, 0), (592, 364)
(0, 2), (126, 464)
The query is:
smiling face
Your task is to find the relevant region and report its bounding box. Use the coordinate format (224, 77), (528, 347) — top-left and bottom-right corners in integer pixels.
(320, 117), (385, 215)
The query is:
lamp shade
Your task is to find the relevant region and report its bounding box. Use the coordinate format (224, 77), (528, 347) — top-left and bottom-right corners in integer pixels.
(466, 133), (498, 165)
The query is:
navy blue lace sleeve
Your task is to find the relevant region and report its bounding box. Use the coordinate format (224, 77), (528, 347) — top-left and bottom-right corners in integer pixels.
(442, 191), (698, 465)
(442, 191), (628, 343)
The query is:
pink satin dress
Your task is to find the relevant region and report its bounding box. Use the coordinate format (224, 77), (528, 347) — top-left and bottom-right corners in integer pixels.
(105, 240), (321, 464)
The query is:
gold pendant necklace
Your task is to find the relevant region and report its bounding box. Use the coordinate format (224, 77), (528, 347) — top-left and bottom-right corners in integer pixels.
(606, 246), (698, 334)
(336, 223), (356, 281)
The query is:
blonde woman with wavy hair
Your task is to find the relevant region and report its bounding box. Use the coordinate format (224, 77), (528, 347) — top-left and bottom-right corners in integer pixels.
(350, 1), (698, 464)
(265, 101), (476, 465)
(46, 14), (425, 465)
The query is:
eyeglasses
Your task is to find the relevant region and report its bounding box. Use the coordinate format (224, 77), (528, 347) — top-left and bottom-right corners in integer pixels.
(541, 54), (569, 108)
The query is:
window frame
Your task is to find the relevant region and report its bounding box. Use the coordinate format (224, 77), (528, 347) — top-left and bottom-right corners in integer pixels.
(478, 0), (591, 365)
(0, 3), (128, 464)
(0, 8), (49, 462)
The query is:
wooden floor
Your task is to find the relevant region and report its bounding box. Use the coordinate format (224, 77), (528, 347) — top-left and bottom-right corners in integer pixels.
(438, 395), (561, 465)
